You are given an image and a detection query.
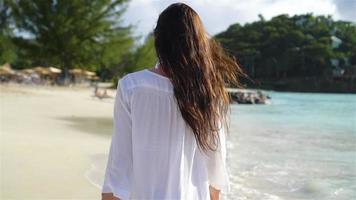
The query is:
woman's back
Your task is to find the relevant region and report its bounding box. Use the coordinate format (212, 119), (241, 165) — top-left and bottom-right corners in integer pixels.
(102, 69), (228, 199)
(101, 2), (245, 199)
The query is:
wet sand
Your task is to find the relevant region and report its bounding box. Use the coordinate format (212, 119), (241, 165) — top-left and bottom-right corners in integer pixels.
(0, 84), (115, 199)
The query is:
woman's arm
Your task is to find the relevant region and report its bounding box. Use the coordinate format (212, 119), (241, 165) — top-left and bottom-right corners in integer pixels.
(102, 193), (120, 200)
(206, 125), (230, 196)
(101, 79), (133, 199)
(209, 185), (220, 200)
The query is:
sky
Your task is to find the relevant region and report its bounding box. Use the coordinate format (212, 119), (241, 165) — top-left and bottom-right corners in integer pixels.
(122, 0), (356, 39)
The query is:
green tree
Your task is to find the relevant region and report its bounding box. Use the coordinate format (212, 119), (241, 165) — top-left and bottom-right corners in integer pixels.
(112, 35), (157, 88)
(215, 14), (356, 92)
(128, 35), (157, 72)
(7, 0), (133, 81)
(0, 0), (16, 64)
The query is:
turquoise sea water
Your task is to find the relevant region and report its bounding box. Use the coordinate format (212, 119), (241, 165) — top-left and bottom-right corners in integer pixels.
(226, 92), (356, 200)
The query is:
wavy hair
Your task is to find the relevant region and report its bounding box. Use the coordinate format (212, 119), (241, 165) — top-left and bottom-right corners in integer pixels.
(154, 3), (244, 152)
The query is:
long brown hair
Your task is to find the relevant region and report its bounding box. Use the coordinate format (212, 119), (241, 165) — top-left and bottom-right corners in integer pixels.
(154, 3), (244, 152)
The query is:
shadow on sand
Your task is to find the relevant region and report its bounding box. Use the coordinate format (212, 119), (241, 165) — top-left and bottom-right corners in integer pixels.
(57, 116), (113, 137)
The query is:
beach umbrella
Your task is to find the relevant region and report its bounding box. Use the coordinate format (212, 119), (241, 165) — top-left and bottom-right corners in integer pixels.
(33, 66), (51, 75)
(21, 69), (35, 74)
(84, 70), (96, 76)
(90, 76), (100, 80)
(69, 68), (84, 75)
(48, 67), (62, 74)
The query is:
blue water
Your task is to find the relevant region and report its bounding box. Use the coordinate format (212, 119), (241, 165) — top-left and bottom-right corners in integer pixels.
(226, 92), (356, 200)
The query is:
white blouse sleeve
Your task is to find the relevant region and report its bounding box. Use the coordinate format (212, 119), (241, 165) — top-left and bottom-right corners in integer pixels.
(102, 79), (133, 199)
(206, 126), (230, 193)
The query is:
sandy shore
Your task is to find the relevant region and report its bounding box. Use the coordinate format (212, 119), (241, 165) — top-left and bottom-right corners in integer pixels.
(0, 84), (116, 199)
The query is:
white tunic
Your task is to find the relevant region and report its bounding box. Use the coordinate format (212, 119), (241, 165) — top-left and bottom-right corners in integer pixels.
(102, 68), (229, 200)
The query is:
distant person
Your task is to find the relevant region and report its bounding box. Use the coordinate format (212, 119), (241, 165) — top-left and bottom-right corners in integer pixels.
(102, 3), (243, 200)
(94, 83), (113, 99)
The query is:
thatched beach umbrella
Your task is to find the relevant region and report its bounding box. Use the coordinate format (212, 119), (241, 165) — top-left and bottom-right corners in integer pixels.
(84, 70), (96, 76)
(90, 75), (100, 80)
(48, 67), (62, 74)
(69, 68), (97, 83)
(33, 66), (51, 75)
(69, 68), (96, 76)
(21, 68), (35, 74)
(84, 70), (96, 80)
(69, 68), (84, 75)
(69, 68), (86, 83)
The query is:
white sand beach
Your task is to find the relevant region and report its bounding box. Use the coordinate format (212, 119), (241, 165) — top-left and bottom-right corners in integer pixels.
(0, 84), (115, 199)
(1, 84), (354, 200)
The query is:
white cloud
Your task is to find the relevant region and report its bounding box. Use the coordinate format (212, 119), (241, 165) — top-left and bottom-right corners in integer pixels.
(123, 0), (355, 38)
(333, 0), (356, 22)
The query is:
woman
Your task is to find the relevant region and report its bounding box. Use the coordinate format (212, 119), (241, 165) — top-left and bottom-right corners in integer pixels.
(102, 3), (243, 200)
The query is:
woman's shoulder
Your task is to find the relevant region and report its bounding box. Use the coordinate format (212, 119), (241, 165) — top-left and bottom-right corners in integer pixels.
(119, 69), (150, 88)
(119, 68), (172, 92)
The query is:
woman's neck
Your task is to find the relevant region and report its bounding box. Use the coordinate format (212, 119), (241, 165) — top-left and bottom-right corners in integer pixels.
(150, 64), (169, 78)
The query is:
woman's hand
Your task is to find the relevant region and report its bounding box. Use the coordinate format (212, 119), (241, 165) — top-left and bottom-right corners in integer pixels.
(209, 185), (220, 200)
(102, 193), (121, 200)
